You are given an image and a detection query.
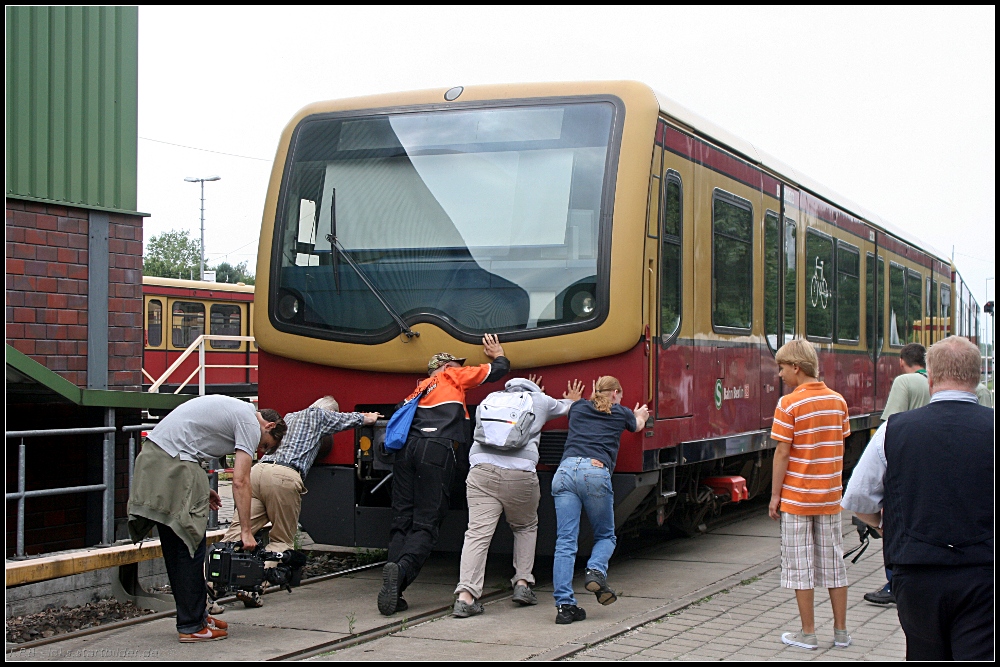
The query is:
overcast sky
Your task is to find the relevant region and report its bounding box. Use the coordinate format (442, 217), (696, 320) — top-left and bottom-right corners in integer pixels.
(137, 5), (995, 308)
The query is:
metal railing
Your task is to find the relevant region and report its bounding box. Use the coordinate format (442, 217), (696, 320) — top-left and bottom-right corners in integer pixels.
(6, 425), (117, 558)
(145, 334), (256, 396)
(8, 423), (231, 558)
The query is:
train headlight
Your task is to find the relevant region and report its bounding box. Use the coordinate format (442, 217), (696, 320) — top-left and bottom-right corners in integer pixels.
(570, 291), (596, 318)
(278, 294), (300, 320)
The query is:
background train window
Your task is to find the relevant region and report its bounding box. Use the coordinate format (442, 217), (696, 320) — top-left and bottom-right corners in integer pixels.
(210, 304), (242, 349)
(906, 269), (922, 344)
(147, 299), (163, 347)
(712, 191), (753, 332)
(888, 262), (906, 346)
(784, 219), (797, 341)
(836, 241), (860, 343)
(660, 173), (682, 341)
(764, 211), (780, 349)
(172, 301), (205, 348)
(940, 285), (951, 338)
(805, 229), (833, 340)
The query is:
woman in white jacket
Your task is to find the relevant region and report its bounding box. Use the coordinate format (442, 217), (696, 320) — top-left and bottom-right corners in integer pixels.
(452, 375), (584, 618)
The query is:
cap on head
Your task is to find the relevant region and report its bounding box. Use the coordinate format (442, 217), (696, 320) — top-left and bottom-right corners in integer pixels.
(427, 352), (466, 375)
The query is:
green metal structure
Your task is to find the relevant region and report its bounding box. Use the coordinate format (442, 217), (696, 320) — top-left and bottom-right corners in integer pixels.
(5, 5), (140, 215)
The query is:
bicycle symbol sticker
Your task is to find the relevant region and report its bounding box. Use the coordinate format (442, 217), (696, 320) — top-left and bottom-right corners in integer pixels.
(809, 257), (831, 309)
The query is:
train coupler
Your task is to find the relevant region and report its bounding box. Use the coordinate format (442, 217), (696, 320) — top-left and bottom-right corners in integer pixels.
(702, 476), (749, 503)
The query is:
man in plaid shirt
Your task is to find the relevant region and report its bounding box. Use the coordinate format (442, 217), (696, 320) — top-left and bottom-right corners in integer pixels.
(222, 396), (380, 607)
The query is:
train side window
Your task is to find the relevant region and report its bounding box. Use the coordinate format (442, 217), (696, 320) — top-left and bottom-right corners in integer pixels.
(712, 190), (753, 332)
(927, 276), (938, 347)
(940, 284), (951, 338)
(866, 253), (883, 356)
(210, 304), (242, 349)
(172, 301), (205, 349)
(888, 262), (906, 346)
(805, 228), (834, 340)
(660, 172), (682, 341)
(878, 256), (885, 348)
(906, 269), (922, 344)
(836, 241), (860, 343)
(147, 299), (163, 347)
(783, 219), (797, 340)
(764, 211), (780, 350)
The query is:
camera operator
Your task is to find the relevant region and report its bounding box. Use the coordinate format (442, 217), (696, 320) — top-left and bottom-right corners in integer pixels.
(221, 395), (380, 607)
(127, 395), (287, 642)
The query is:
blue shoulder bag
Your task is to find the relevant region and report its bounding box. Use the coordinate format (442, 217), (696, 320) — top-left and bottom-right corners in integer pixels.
(383, 387), (428, 452)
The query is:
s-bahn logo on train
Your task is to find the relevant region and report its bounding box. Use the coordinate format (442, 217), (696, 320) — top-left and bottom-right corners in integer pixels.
(716, 380), (751, 409)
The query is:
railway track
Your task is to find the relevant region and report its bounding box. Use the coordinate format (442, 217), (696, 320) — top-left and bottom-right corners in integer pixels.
(8, 500), (769, 660)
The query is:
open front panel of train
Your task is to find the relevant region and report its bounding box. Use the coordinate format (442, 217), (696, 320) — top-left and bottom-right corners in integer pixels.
(252, 82), (962, 551)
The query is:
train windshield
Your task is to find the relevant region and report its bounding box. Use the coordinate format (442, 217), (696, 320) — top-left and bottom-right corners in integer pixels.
(272, 101), (617, 341)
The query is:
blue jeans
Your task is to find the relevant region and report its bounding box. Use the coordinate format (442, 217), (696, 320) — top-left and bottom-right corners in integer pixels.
(552, 457), (616, 607)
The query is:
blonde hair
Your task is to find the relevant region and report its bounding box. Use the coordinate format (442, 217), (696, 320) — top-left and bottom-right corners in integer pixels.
(775, 339), (818, 378)
(311, 395), (340, 412)
(927, 336), (982, 390)
(591, 376), (622, 414)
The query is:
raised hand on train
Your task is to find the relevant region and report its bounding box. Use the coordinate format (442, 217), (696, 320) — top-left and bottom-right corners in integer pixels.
(564, 379), (585, 401)
(528, 373), (545, 392)
(633, 403), (650, 431)
(482, 333), (504, 360)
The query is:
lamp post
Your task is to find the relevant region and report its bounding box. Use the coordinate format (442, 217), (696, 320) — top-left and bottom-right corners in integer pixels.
(184, 175), (221, 280)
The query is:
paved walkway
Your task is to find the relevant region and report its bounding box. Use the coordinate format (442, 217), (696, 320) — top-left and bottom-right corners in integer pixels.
(572, 515), (904, 661)
(6, 508), (905, 661)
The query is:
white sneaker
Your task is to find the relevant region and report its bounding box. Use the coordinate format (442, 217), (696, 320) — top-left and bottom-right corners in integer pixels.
(781, 630), (818, 649)
(834, 629), (852, 647)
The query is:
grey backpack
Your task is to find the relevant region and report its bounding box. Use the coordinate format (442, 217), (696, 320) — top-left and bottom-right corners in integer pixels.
(474, 391), (535, 450)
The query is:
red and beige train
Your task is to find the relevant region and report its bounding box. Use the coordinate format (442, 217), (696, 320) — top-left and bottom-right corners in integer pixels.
(142, 277), (258, 396)
(238, 81), (979, 547)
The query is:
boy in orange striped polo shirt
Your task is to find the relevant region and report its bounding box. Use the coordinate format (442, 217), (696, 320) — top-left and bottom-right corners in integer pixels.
(769, 339), (851, 650)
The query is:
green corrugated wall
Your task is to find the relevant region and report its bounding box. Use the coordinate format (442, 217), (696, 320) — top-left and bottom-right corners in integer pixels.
(5, 6), (139, 214)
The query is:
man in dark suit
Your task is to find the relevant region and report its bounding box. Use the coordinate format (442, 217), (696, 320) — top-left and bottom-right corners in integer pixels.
(843, 335), (993, 660)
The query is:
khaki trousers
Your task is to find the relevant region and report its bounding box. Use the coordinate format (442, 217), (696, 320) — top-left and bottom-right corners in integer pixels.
(455, 464), (540, 599)
(222, 462), (305, 556)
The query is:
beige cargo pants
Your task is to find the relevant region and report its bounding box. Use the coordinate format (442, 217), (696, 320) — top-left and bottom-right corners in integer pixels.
(222, 462), (304, 556)
(454, 463), (540, 599)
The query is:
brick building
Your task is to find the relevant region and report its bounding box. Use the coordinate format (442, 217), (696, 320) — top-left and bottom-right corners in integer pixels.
(5, 7), (188, 556)
(7, 201), (144, 391)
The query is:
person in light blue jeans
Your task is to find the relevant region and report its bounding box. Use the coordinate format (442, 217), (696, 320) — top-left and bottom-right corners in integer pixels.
(551, 376), (648, 625)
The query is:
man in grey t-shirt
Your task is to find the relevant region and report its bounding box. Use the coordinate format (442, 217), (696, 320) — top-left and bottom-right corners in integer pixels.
(128, 395), (287, 642)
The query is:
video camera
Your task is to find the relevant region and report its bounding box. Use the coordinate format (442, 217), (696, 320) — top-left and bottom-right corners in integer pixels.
(206, 539), (308, 598)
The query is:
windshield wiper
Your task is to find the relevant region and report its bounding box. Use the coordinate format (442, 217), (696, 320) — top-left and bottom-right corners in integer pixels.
(325, 234), (419, 339)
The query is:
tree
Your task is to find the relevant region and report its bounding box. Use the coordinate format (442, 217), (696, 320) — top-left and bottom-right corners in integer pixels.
(212, 260), (255, 285)
(144, 229), (201, 279)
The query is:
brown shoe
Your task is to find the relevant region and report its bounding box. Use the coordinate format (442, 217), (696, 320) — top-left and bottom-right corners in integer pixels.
(207, 616), (228, 630)
(179, 625), (228, 642)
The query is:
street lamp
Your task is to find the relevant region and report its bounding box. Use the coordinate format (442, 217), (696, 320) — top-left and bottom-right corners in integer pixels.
(184, 175), (221, 280)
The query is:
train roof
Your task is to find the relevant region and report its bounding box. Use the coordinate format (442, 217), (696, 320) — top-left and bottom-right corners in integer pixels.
(142, 276), (254, 294)
(650, 87), (949, 266)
